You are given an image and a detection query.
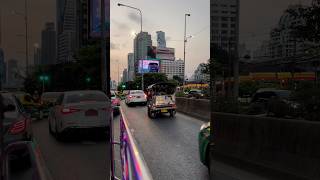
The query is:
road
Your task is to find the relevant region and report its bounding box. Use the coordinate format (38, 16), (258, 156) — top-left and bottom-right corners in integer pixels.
(32, 118), (110, 180)
(120, 102), (210, 180)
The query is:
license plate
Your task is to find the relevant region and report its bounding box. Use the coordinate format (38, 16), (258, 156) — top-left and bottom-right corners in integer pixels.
(161, 109), (168, 113)
(85, 109), (98, 116)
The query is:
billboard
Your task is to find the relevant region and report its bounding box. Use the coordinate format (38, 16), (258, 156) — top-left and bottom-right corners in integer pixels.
(138, 60), (160, 73)
(156, 47), (175, 60)
(90, 0), (110, 38)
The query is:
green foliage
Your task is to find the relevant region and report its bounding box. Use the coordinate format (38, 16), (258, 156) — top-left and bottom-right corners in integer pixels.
(132, 73), (168, 90)
(172, 75), (183, 85)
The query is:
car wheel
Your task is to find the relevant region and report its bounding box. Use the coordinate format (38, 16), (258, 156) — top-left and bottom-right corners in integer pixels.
(148, 108), (156, 119)
(169, 110), (176, 117)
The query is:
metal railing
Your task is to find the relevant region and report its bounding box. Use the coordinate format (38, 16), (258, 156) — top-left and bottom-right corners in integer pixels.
(110, 107), (153, 180)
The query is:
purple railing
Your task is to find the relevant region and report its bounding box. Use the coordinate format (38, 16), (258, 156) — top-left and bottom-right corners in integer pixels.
(110, 107), (153, 180)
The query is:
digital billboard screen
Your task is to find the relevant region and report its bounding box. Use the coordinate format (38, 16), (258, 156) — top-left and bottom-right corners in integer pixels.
(90, 0), (110, 38)
(138, 60), (160, 73)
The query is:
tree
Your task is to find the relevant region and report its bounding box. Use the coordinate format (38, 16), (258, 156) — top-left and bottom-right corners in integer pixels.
(133, 73), (168, 90)
(287, 0), (320, 43)
(173, 75), (183, 85)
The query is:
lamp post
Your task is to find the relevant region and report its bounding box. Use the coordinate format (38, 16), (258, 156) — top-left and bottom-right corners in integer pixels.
(184, 13), (191, 88)
(118, 3), (143, 90)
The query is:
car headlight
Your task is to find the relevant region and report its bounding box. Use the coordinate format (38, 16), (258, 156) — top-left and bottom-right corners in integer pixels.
(200, 122), (210, 131)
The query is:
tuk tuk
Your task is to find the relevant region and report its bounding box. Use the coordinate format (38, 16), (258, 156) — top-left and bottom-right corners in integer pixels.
(15, 92), (42, 120)
(146, 82), (177, 118)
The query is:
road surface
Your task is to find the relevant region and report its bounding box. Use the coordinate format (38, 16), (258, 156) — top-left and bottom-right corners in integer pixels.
(32, 118), (110, 180)
(120, 102), (210, 180)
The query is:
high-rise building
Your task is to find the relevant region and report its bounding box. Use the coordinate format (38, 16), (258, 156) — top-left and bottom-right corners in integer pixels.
(7, 59), (18, 86)
(160, 59), (184, 79)
(211, 0), (239, 52)
(57, 0), (89, 63)
(0, 48), (6, 85)
(33, 46), (41, 66)
(122, 68), (128, 83)
(133, 32), (152, 74)
(156, 31), (166, 48)
(41, 22), (57, 65)
(127, 53), (135, 81)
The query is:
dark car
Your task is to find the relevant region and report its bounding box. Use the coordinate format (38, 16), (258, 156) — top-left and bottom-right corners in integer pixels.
(148, 63), (159, 73)
(249, 89), (299, 116)
(0, 93), (33, 146)
(187, 89), (204, 99)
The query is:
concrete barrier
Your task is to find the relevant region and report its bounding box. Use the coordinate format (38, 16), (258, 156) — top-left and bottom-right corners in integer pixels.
(176, 97), (210, 121)
(211, 112), (320, 179)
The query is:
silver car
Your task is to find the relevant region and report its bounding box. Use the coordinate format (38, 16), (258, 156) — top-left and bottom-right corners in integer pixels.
(48, 90), (112, 139)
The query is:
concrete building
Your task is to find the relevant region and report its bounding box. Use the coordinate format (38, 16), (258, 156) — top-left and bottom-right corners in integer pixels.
(156, 31), (166, 48)
(0, 48), (6, 85)
(160, 59), (184, 79)
(41, 22), (57, 65)
(133, 32), (152, 74)
(254, 4), (310, 60)
(211, 0), (239, 52)
(122, 68), (128, 83)
(56, 0), (89, 63)
(7, 59), (18, 86)
(33, 46), (41, 66)
(193, 63), (209, 83)
(127, 53), (135, 81)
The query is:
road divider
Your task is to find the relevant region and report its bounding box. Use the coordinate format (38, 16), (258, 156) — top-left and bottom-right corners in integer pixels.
(176, 97), (210, 121)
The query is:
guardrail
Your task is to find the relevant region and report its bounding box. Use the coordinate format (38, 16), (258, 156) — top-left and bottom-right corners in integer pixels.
(110, 108), (153, 180)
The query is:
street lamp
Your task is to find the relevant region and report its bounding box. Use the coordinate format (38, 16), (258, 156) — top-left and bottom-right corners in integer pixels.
(118, 3), (144, 90)
(12, 0), (29, 76)
(184, 13), (191, 88)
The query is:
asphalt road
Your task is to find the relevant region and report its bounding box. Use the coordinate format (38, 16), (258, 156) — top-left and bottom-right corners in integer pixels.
(32, 118), (110, 180)
(120, 102), (210, 180)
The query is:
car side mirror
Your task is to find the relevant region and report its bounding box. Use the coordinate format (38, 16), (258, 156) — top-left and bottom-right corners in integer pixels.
(5, 104), (16, 112)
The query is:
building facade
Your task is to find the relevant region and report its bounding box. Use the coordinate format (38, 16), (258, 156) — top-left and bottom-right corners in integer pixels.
(156, 31), (166, 48)
(127, 53), (135, 81)
(211, 0), (239, 52)
(133, 32), (152, 74)
(41, 22), (57, 65)
(122, 68), (128, 83)
(160, 59), (184, 79)
(0, 48), (6, 85)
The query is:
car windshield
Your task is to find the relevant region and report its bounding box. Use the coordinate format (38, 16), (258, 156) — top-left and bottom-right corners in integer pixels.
(275, 90), (291, 99)
(65, 92), (108, 104)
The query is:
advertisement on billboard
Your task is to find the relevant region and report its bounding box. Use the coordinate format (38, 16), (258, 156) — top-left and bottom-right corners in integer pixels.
(138, 60), (160, 73)
(90, 0), (110, 38)
(156, 47), (175, 60)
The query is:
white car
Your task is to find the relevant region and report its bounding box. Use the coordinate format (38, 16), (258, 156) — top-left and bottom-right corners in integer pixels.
(48, 90), (112, 139)
(125, 90), (147, 106)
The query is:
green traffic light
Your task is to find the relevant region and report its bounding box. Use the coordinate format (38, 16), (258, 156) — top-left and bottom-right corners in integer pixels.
(86, 77), (91, 82)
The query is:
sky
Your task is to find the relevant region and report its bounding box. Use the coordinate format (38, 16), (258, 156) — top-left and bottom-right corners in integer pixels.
(0, 0), (313, 82)
(110, 0), (210, 81)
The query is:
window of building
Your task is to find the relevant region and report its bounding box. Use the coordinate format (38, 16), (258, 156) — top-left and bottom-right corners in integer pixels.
(230, 24), (236, 28)
(221, 23), (228, 28)
(230, 17), (236, 22)
(222, 11), (228, 14)
(221, 17), (228, 21)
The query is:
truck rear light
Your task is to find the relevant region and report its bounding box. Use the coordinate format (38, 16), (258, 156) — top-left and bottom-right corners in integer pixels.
(9, 120), (26, 135)
(61, 107), (80, 115)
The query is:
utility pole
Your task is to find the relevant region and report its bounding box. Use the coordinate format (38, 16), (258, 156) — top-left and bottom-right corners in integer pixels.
(25, 0), (29, 77)
(183, 14), (191, 88)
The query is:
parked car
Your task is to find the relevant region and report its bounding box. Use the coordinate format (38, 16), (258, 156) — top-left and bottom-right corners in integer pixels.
(48, 90), (112, 139)
(40, 92), (62, 118)
(111, 90), (121, 115)
(0, 92), (33, 146)
(187, 89), (204, 99)
(198, 122), (211, 168)
(125, 90), (147, 106)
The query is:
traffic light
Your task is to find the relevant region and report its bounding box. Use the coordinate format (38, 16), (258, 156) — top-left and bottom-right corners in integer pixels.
(39, 75), (49, 81)
(85, 77), (91, 83)
(122, 84), (126, 89)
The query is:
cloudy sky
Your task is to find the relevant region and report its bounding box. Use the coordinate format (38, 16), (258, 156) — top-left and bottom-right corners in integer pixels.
(0, 0), (312, 82)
